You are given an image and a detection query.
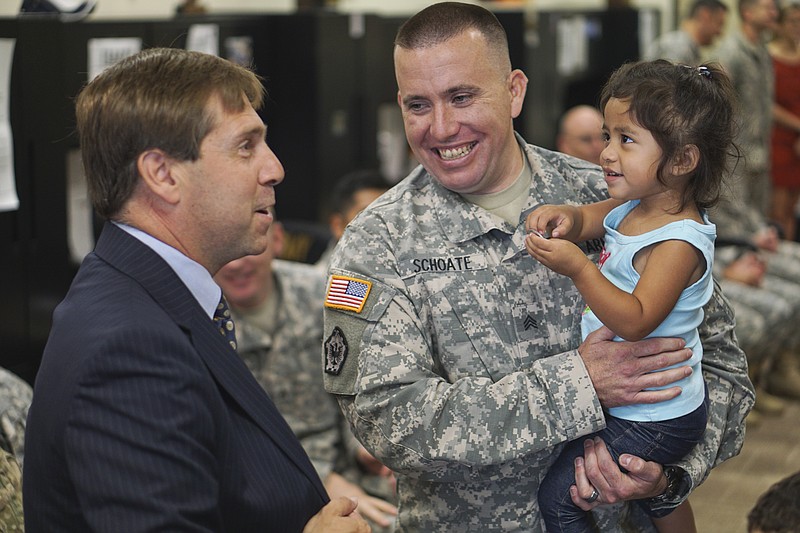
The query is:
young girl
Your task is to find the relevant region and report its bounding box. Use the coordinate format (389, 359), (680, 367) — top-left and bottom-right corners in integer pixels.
(526, 60), (737, 533)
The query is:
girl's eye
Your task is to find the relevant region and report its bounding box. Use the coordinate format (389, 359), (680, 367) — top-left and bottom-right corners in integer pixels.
(621, 134), (633, 144)
(601, 132), (610, 143)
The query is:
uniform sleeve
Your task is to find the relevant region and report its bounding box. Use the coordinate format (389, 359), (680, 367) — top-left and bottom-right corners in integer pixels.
(0, 369), (32, 464)
(0, 449), (23, 529)
(648, 279), (755, 512)
(323, 225), (605, 483)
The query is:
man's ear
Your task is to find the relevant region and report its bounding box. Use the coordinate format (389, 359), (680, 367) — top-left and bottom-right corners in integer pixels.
(509, 69), (528, 120)
(672, 144), (700, 177)
(329, 213), (347, 241)
(137, 148), (181, 205)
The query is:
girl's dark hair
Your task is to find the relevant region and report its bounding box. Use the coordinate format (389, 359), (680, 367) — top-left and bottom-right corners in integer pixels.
(599, 59), (738, 211)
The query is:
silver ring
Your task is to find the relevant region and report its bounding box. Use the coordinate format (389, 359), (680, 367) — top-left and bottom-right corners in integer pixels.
(585, 487), (600, 503)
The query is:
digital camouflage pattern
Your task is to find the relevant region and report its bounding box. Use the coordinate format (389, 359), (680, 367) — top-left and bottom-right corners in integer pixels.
(323, 137), (754, 531)
(0, 369), (30, 532)
(0, 368), (32, 465)
(0, 448), (23, 532)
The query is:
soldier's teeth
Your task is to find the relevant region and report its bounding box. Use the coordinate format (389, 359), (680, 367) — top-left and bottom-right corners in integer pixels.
(438, 143), (474, 160)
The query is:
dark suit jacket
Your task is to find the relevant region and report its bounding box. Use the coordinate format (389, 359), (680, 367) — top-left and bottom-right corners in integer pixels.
(24, 223), (328, 532)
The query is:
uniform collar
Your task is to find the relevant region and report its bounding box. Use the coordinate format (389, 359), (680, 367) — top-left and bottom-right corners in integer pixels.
(431, 133), (537, 244)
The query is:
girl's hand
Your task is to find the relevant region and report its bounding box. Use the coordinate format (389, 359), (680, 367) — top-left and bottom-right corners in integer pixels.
(525, 204), (577, 239)
(526, 232), (590, 278)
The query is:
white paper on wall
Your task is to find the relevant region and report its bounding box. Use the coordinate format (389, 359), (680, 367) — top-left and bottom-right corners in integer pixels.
(87, 37), (142, 80)
(0, 38), (18, 213)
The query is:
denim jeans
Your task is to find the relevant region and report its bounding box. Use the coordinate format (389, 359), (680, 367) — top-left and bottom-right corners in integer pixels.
(538, 399), (708, 533)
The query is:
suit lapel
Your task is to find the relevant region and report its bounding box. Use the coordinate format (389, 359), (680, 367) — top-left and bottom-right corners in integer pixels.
(94, 223), (328, 501)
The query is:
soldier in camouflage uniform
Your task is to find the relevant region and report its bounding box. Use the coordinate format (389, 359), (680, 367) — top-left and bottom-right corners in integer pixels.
(215, 219), (398, 531)
(0, 368), (32, 467)
(0, 448), (23, 532)
(713, 0), (777, 216)
(711, 0), (800, 402)
(322, 3), (753, 531)
(0, 368), (28, 533)
(643, 0), (729, 64)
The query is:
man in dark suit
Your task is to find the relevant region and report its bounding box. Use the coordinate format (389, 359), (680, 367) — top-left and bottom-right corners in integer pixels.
(23, 47), (370, 533)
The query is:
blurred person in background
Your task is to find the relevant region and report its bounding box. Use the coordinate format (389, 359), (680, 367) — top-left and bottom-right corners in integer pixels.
(768, 2), (800, 242)
(645, 0), (729, 63)
(556, 105), (605, 166)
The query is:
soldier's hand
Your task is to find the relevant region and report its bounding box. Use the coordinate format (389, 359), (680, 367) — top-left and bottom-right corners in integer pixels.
(324, 472), (396, 528)
(302, 497), (372, 533)
(570, 436), (667, 509)
(579, 326), (692, 408)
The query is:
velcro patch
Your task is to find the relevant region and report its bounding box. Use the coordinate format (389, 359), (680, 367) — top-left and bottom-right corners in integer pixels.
(325, 275), (372, 313)
(323, 326), (348, 375)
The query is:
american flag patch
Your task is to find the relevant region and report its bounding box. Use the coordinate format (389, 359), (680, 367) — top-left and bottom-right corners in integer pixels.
(325, 275), (372, 313)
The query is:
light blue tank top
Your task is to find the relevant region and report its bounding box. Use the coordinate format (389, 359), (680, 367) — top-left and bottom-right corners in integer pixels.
(580, 200), (716, 422)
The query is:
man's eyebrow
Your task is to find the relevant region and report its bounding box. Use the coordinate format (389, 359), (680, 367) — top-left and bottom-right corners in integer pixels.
(237, 123), (267, 140)
(444, 84), (480, 96)
(401, 84), (480, 107)
(401, 93), (425, 107)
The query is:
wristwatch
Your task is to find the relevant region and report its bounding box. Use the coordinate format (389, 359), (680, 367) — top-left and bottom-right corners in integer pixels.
(647, 465), (683, 508)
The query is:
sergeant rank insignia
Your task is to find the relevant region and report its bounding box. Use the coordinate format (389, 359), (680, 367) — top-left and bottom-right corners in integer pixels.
(324, 326), (348, 375)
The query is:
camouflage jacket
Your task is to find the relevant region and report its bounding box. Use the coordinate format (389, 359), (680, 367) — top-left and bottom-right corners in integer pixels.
(0, 449), (23, 532)
(323, 137), (753, 531)
(714, 31), (774, 174)
(0, 368), (32, 466)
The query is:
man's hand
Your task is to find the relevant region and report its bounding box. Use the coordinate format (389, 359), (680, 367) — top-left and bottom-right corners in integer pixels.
(302, 497), (372, 533)
(579, 326), (692, 408)
(355, 445), (394, 479)
(721, 252), (766, 287)
(324, 472), (397, 528)
(569, 437), (668, 510)
(753, 226), (779, 252)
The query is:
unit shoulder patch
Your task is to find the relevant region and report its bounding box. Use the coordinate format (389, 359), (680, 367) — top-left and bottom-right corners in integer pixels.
(324, 326), (348, 375)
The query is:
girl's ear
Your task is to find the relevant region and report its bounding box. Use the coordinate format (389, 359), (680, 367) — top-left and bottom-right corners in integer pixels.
(671, 144), (700, 177)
